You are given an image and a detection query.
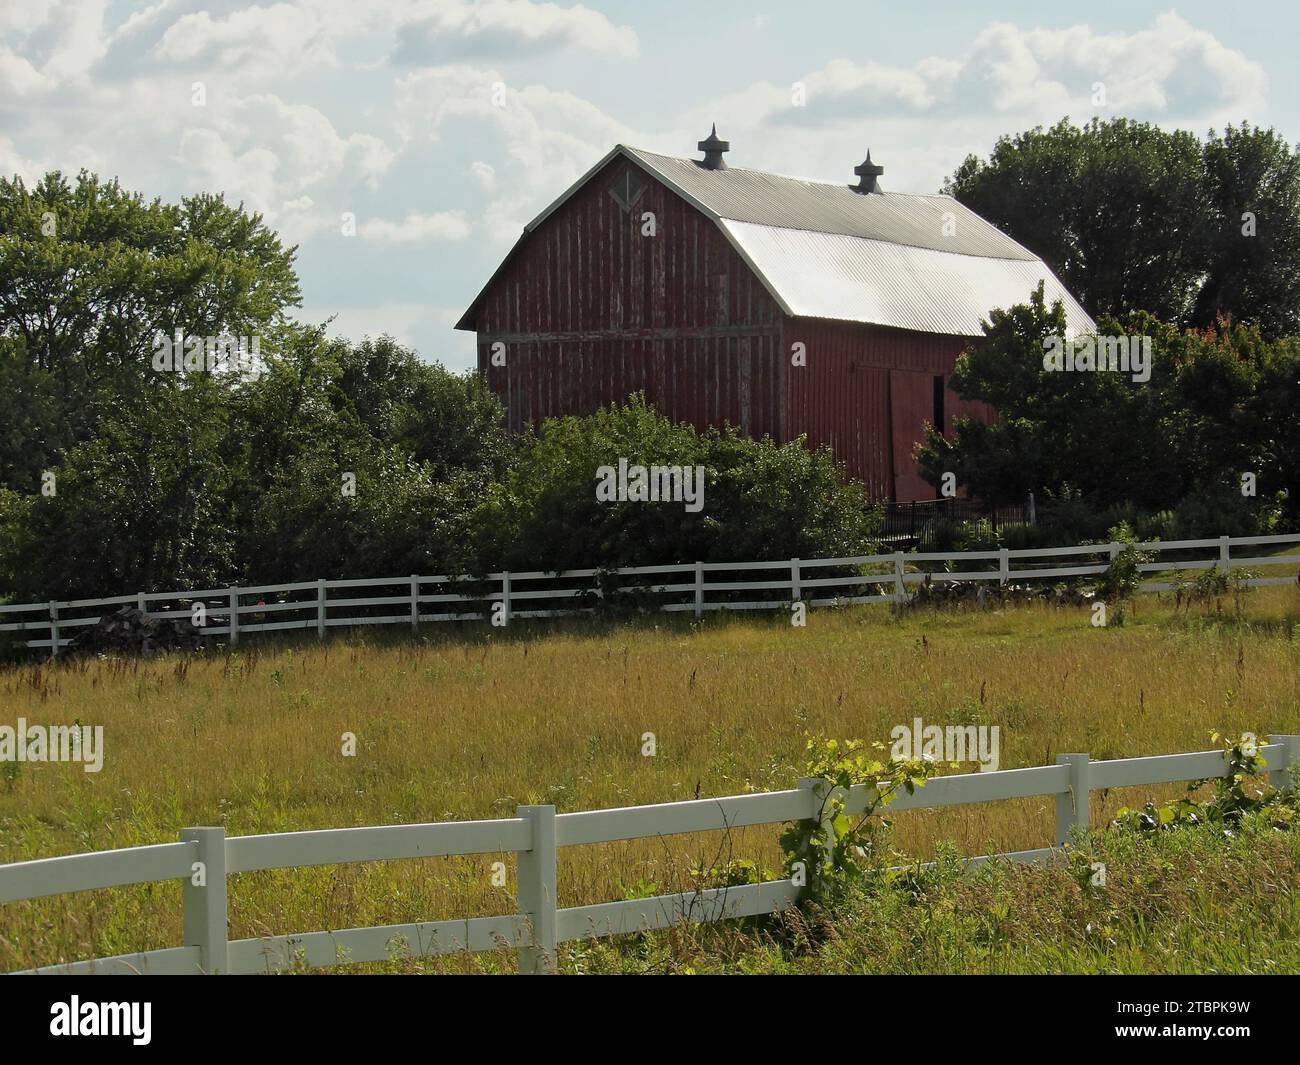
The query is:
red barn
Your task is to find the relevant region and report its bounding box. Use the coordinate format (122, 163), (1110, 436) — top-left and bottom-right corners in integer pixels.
(456, 131), (1093, 501)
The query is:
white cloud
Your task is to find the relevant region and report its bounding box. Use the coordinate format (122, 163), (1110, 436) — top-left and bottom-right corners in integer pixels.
(482, 193), (531, 242)
(391, 0), (638, 64)
(0, 2), (64, 36)
(176, 127), (282, 213)
(348, 133), (398, 188)
(359, 209), (472, 243)
(396, 67), (636, 172)
(0, 0), (108, 93)
(717, 13), (1263, 130)
(0, 52), (50, 97)
(694, 13), (1268, 192)
(152, 3), (339, 78)
(167, 94), (398, 243)
(393, 65), (639, 235)
(392, 64), (646, 250)
(0, 135), (42, 184)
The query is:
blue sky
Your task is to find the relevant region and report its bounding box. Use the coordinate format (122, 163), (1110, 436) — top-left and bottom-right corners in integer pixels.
(3, 1), (1296, 370)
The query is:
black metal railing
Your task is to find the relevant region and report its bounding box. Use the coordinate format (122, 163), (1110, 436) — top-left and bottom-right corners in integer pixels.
(880, 498), (1028, 545)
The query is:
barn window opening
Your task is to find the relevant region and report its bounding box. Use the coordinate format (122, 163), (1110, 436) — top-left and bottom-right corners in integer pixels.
(933, 375), (945, 435)
(608, 169), (646, 212)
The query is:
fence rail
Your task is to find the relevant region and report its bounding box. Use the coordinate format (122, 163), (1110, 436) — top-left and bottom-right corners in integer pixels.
(1, 533), (1298, 654)
(3, 737), (1297, 975)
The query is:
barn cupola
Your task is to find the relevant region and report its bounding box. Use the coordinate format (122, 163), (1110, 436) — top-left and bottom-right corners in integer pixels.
(696, 125), (730, 170)
(853, 151), (884, 194)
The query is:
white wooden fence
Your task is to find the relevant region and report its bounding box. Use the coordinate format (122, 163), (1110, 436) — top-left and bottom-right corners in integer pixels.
(2, 533), (1298, 654)
(4, 737), (1297, 974)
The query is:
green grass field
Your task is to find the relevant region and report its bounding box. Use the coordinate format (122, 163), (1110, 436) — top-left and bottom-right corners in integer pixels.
(1, 572), (1298, 973)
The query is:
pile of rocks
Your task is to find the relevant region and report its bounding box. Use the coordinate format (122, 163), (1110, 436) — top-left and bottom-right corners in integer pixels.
(68, 606), (207, 656)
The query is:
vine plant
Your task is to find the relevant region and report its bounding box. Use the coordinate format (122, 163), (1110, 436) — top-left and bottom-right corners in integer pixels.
(781, 736), (933, 906)
(1113, 731), (1297, 834)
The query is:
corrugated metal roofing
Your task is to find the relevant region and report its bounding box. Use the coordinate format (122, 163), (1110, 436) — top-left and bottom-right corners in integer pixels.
(723, 222), (1096, 337)
(463, 144), (1096, 337)
(624, 147), (1037, 261)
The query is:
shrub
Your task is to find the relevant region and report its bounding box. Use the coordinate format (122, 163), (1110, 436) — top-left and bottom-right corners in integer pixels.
(956, 518), (999, 552)
(474, 395), (880, 573)
(998, 521), (1050, 551)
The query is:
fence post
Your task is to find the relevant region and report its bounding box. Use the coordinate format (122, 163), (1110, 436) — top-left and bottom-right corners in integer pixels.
(893, 552), (906, 605)
(500, 571), (512, 625)
(137, 591), (147, 615)
(48, 601), (59, 658)
(181, 826), (228, 974)
(798, 777), (838, 879)
(227, 589), (239, 645)
(516, 804), (557, 974)
(790, 558), (801, 602)
(316, 579), (326, 638)
(1054, 753), (1091, 846)
(1268, 735), (1300, 791)
(694, 561), (704, 618)
(1219, 535), (1231, 575)
(998, 547), (1009, 586)
(410, 574), (420, 632)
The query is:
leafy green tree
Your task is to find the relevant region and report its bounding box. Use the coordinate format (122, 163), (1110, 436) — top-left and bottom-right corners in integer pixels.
(4, 380), (239, 599)
(1243, 336), (1300, 512)
(915, 285), (1293, 529)
(239, 444), (485, 584)
(0, 170), (301, 487)
(0, 170), (299, 369)
(0, 335), (69, 491)
(227, 327), (498, 584)
(0, 190), (514, 602)
(328, 335), (511, 479)
(1195, 124), (1300, 339)
(945, 118), (1300, 338)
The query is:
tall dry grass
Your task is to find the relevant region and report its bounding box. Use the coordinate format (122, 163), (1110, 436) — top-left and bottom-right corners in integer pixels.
(1, 581), (1297, 971)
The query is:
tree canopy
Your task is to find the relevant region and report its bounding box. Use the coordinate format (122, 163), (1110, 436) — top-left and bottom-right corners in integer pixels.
(945, 119), (1300, 339)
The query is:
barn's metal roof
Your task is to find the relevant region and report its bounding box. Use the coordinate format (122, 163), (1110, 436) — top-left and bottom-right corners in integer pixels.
(624, 147), (1037, 260)
(722, 221), (1095, 337)
(459, 144), (1096, 337)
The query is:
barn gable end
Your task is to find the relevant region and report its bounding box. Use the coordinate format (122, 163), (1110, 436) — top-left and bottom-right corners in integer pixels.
(460, 152), (787, 442)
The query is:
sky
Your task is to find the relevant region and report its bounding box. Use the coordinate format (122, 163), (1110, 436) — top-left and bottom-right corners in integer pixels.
(2, 1), (1297, 370)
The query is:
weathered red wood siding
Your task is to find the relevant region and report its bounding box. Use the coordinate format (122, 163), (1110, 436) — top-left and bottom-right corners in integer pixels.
(473, 156), (784, 440)
(781, 318), (994, 501)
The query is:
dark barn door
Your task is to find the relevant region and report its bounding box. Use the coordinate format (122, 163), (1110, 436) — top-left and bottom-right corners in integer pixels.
(888, 369), (936, 502)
